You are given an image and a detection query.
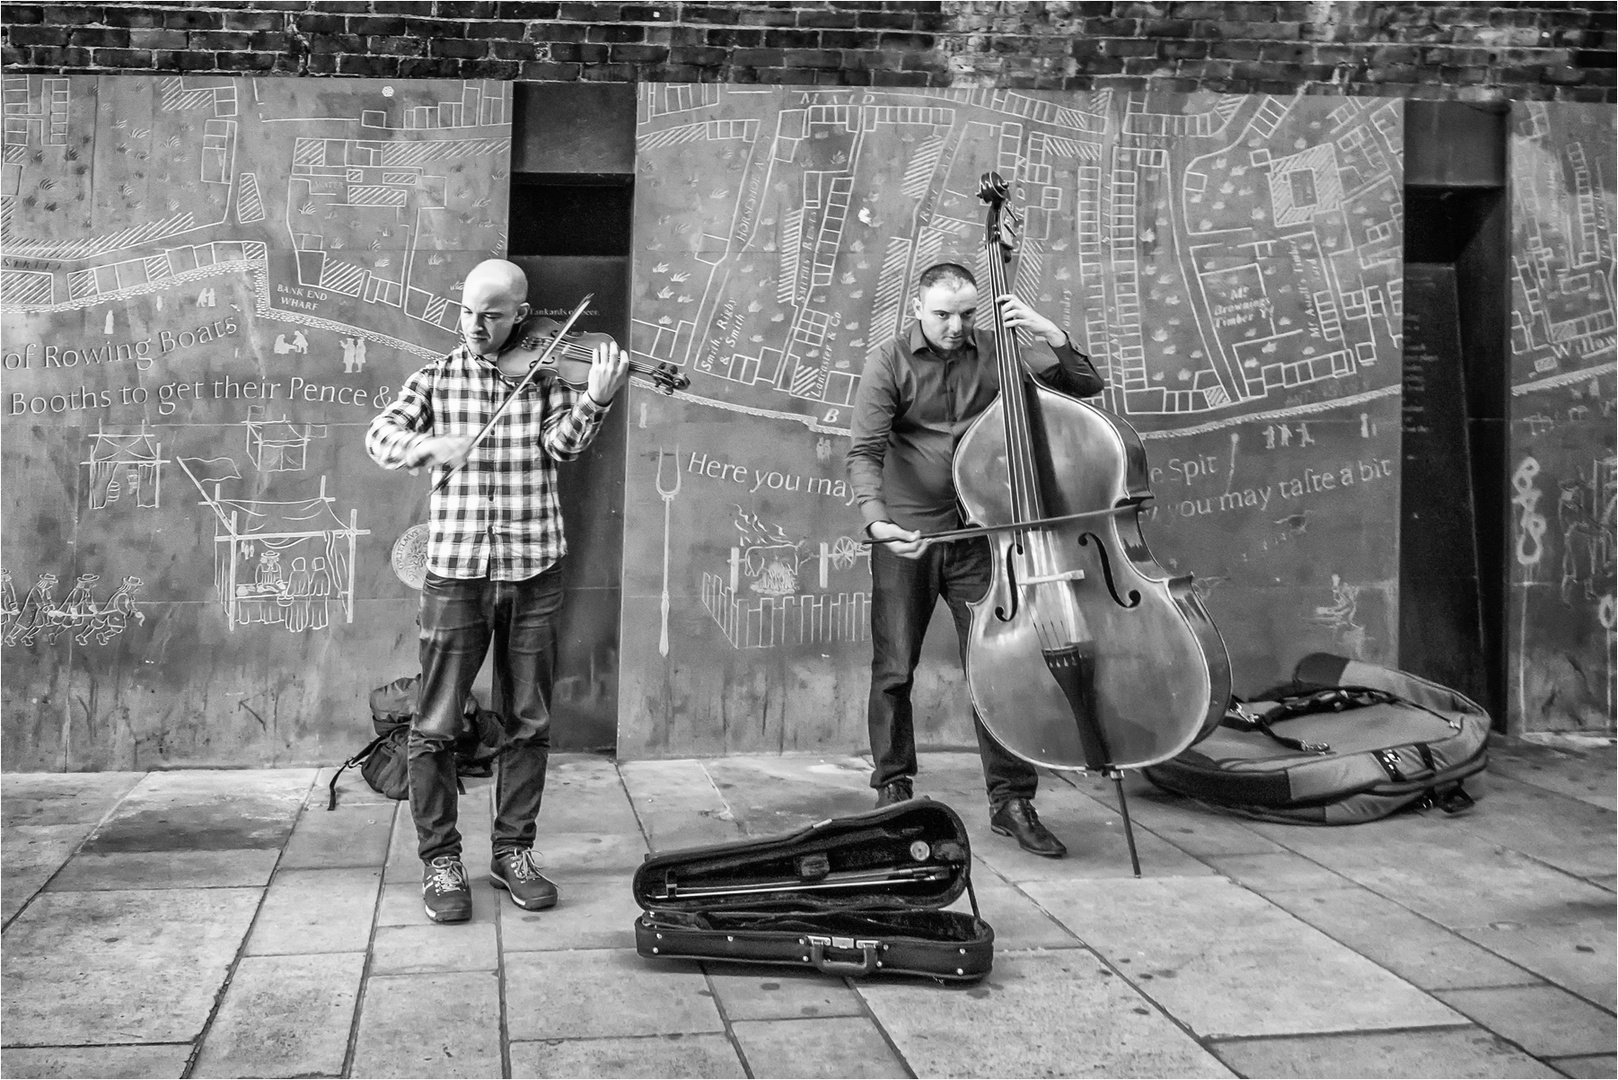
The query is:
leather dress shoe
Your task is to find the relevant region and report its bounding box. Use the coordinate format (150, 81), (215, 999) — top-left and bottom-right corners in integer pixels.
(990, 798), (1067, 858)
(874, 779), (913, 808)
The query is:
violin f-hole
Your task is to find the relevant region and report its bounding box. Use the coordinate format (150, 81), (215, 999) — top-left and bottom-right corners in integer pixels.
(1078, 532), (1141, 609)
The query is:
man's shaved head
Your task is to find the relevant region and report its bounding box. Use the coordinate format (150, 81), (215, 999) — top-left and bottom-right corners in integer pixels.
(459, 259), (530, 356)
(463, 259), (528, 307)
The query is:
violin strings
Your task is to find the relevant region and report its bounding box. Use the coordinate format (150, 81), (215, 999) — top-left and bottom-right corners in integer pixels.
(515, 337), (657, 374)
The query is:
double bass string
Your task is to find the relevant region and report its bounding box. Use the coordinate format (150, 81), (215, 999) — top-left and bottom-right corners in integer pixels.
(982, 181), (1089, 655)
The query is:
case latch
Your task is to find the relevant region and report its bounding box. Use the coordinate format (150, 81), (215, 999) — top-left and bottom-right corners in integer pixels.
(805, 935), (881, 976)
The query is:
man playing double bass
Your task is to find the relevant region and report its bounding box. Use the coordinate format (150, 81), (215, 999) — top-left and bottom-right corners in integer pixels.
(846, 262), (1104, 858)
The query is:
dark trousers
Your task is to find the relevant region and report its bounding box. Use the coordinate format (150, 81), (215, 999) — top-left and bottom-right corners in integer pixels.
(867, 537), (1037, 809)
(411, 567), (563, 864)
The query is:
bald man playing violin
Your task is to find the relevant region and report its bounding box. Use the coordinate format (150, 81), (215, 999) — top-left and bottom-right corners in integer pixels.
(367, 259), (629, 924)
(846, 262), (1104, 858)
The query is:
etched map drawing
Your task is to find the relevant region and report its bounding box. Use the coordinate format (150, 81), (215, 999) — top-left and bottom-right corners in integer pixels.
(1508, 100), (1616, 394)
(620, 87), (1404, 756)
(1, 75), (510, 644)
(2, 75), (509, 356)
(630, 87), (1403, 437)
(1506, 101), (1616, 732)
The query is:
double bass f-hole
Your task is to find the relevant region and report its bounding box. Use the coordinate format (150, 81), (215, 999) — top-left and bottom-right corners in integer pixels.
(1076, 533), (1140, 609)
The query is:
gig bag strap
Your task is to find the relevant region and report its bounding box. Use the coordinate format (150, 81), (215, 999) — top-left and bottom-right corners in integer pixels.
(1225, 701), (1333, 754)
(1228, 683), (1464, 756)
(327, 733), (391, 811)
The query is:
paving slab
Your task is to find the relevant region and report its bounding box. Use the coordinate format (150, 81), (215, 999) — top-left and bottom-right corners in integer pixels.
(311, 765), (397, 810)
(244, 867), (382, 956)
(1081, 774), (1288, 858)
(79, 769), (314, 855)
(534, 830), (650, 874)
(540, 753), (653, 834)
(276, 802), (395, 870)
(371, 901), (498, 974)
(0, 1043), (192, 1079)
(731, 1015), (909, 1078)
(1548, 1053), (1618, 1078)
(504, 949), (723, 1040)
(1, 773), (143, 827)
(1436, 984), (1618, 1059)
(1208, 1026), (1560, 1078)
(705, 962), (867, 1021)
(498, 872), (644, 951)
(932, 771), (1216, 882)
(1, 888), (261, 1046)
(1488, 738), (1616, 811)
(2, 822), (97, 923)
(941, 860), (1085, 951)
(350, 970), (503, 1079)
(190, 952), (365, 1079)
(1202, 851), (1360, 894)
(45, 849), (281, 891)
(1245, 819), (1618, 931)
(1261, 886), (1535, 992)
(1456, 919), (1616, 1009)
(1022, 876), (1463, 1038)
(701, 754), (877, 836)
(617, 759), (746, 852)
(1442, 773), (1617, 880)
(509, 1033), (744, 1078)
(858, 949), (1233, 1078)
(376, 879), (422, 927)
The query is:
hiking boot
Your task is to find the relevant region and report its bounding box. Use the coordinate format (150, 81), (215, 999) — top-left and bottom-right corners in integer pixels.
(490, 849), (558, 911)
(422, 856), (472, 923)
(990, 798), (1067, 858)
(874, 778), (914, 809)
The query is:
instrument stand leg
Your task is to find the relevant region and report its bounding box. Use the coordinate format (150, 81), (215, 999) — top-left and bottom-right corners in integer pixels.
(1104, 769), (1142, 878)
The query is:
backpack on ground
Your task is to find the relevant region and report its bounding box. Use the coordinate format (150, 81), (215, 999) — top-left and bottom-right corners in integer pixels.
(1142, 653), (1490, 825)
(326, 676), (504, 810)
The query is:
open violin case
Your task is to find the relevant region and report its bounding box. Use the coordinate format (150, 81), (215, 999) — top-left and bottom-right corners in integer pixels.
(631, 799), (993, 981)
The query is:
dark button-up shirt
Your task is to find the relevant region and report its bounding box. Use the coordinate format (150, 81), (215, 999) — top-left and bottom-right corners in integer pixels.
(846, 323), (1104, 534)
(366, 343), (609, 580)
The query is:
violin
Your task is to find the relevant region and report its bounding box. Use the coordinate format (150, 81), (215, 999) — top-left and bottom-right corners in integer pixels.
(430, 294), (690, 494)
(502, 315), (689, 395)
(955, 173), (1232, 826)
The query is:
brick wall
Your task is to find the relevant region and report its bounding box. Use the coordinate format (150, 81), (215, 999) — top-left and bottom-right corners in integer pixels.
(2, 1), (1614, 101)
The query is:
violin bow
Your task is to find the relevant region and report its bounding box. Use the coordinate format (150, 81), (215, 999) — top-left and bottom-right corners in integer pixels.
(429, 292), (594, 495)
(860, 500), (1152, 545)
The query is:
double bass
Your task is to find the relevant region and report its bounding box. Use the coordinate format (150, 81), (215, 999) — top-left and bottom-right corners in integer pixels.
(955, 173), (1232, 863)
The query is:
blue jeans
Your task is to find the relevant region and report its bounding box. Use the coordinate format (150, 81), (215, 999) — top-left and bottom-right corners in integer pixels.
(412, 567), (563, 864)
(867, 538), (1037, 809)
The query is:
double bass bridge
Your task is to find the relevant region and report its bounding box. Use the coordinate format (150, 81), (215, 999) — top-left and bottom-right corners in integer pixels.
(1021, 569), (1086, 586)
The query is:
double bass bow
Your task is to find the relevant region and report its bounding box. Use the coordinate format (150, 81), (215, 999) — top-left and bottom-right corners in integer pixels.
(954, 173), (1232, 872)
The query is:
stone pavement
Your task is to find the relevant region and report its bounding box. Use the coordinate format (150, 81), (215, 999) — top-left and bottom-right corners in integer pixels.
(2, 738), (1613, 1079)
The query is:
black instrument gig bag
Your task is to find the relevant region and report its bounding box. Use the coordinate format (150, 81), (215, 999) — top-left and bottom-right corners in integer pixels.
(1143, 653), (1490, 825)
(632, 799), (993, 981)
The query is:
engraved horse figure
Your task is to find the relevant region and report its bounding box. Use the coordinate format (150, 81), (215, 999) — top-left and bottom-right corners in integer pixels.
(57, 573), (100, 642)
(82, 576), (145, 645)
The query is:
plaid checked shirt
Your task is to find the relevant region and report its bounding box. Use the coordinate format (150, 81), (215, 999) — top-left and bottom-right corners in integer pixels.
(366, 343), (610, 581)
